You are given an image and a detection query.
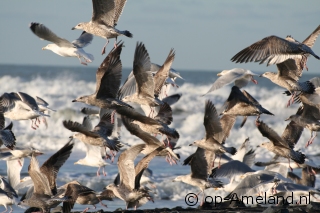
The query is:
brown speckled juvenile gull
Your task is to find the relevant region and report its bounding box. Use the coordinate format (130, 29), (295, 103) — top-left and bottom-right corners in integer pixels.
(231, 25), (320, 68)
(285, 104), (320, 148)
(29, 22), (94, 65)
(221, 86), (274, 125)
(105, 144), (153, 210)
(189, 100), (237, 167)
(121, 42), (162, 109)
(63, 114), (122, 153)
(72, 41), (124, 108)
(173, 147), (224, 206)
(72, 0), (132, 54)
(256, 120), (306, 171)
(17, 147), (74, 213)
(57, 180), (112, 213)
(121, 115), (179, 164)
(203, 68), (258, 95)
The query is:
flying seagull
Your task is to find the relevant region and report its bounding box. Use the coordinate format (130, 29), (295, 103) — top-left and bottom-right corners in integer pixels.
(231, 25), (320, 70)
(30, 22), (94, 65)
(72, 0), (132, 54)
(203, 68), (258, 95)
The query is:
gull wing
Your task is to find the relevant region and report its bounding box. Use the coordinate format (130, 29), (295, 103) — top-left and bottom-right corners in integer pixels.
(29, 22), (73, 47)
(91, 0), (116, 26)
(95, 42), (123, 99)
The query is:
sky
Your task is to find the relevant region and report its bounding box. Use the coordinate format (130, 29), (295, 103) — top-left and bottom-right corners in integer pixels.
(1, 0), (320, 73)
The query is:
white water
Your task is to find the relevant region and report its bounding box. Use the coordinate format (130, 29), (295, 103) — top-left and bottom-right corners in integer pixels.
(0, 71), (319, 212)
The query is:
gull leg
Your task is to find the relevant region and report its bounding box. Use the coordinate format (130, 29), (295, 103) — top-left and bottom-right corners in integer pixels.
(9, 206), (13, 213)
(102, 166), (107, 176)
(97, 197), (108, 208)
(31, 120), (36, 130)
(286, 91), (296, 107)
(101, 39), (109, 55)
(114, 37), (118, 49)
(306, 132), (316, 148)
(82, 207), (90, 213)
(77, 56), (87, 66)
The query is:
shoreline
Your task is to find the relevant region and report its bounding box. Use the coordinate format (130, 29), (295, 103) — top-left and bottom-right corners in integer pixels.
(60, 202), (320, 213)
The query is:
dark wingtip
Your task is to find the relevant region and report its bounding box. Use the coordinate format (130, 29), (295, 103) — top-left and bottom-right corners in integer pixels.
(29, 22), (39, 33)
(123, 30), (133, 38)
(230, 147), (237, 155)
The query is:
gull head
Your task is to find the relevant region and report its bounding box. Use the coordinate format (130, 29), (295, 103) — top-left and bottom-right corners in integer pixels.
(259, 142), (273, 150)
(285, 114), (297, 121)
(106, 183), (116, 191)
(72, 22), (85, 30)
(189, 140), (200, 147)
(72, 95), (89, 104)
(42, 44), (56, 51)
(260, 72), (275, 79)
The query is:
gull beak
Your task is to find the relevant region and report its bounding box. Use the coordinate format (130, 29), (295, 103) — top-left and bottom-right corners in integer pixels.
(72, 99), (77, 102)
(71, 27), (76, 30)
(189, 144), (193, 146)
(35, 152), (44, 156)
(42, 47), (46, 50)
(256, 145), (260, 148)
(172, 179), (176, 182)
(259, 74), (263, 77)
(217, 72), (222, 76)
(284, 117), (290, 121)
(69, 136), (73, 139)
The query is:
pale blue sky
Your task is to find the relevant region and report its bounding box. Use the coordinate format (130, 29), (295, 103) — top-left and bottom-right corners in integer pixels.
(1, 0), (320, 73)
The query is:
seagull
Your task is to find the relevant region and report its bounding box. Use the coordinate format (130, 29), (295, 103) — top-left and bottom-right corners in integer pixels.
(260, 71), (315, 107)
(0, 92), (50, 129)
(221, 86), (274, 125)
(17, 147), (74, 213)
(72, 41), (124, 109)
(173, 148), (224, 206)
(285, 105), (320, 148)
(189, 100), (237, 167)
(63, 114), (122, 155)
(203, 68), (258, 95)
(29, 22), (94, 65)
(105, 144), (154, 210)
(57, 180), (110, 213)
(231, 25), (320, 70)
(74, 143), (109, 177)
(72, 0), (132, 55)
(0, 175), (19, 213)
(117, 64), (182, 101)
(121, 115), (179, 164)
(256, 120), (306, 171)
(121, 42), (163, 111)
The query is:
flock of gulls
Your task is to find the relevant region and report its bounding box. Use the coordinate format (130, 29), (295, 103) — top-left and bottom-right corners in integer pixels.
(1, 0), (320, 212)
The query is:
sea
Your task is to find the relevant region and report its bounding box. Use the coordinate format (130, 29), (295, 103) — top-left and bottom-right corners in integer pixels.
(0, 64), (319, 212)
